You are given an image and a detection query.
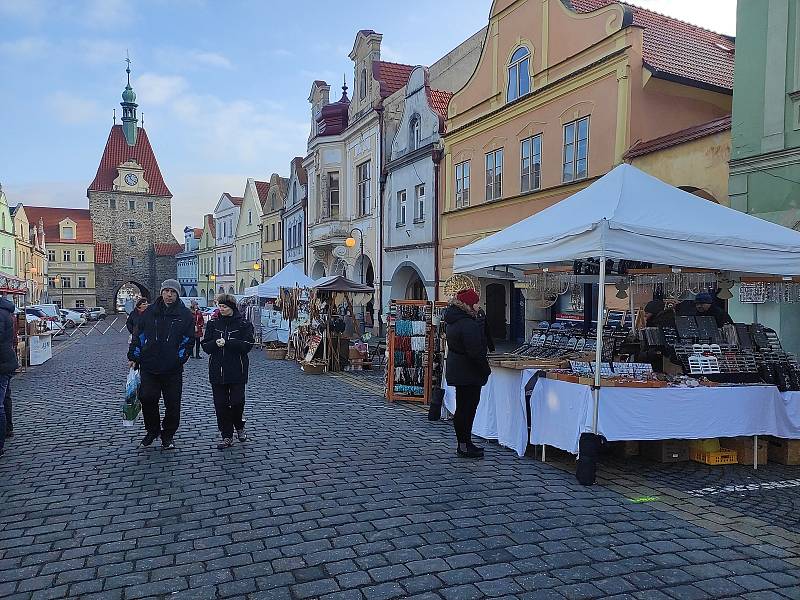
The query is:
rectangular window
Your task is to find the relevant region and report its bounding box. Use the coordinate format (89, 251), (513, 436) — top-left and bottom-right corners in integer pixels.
(48, 249), (56, 262)
(129, 200), (136, 211)
(147, 201), (154, 212)
(109, 198), (116, 210)
(277, 225), (281, 240)
(129, 257), (136, 267)
(485, 149), (503, 201)
(271, 223), (276, 241)
(78, 276), (87, 289)
(62, 276), (72, 289)
(63, 250), (71, 262)
(248, 210), (252, 225)
(455, 161), (470, 208)
(415, 184), (425, 221)
(75, 299), (85, 309)
(521, 134), (542, 192)
(271, 259), (276, 274)
(62, 226), (74, 240)
(357, 161), (371, 216)
(48, 277), (56, 288)
(77, 250), (85, 262)
(397, 190), (407, 226)
(328, 172), (340, 218)
(278, 259), (281, 270)
(563, 116), (589, 183)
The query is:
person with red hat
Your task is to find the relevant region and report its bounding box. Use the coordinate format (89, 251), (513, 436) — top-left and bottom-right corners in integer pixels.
(442, 288), (492, 458)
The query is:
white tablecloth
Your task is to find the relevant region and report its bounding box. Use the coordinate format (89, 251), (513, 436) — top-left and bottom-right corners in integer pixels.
(443, 367), (538, 456)
(530, 379), (800, 454)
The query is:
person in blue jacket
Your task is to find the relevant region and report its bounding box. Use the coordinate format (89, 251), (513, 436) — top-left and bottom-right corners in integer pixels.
(127, 279), (194, 450)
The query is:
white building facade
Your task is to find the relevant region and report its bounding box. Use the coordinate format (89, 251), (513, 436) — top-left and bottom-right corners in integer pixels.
(213, 193), (241, 296)
(283, 157), (307, 270)
(176, 226), (200, 296)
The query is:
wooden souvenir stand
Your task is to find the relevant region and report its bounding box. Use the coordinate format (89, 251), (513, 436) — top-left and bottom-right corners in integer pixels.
(386, 300), (433, 404)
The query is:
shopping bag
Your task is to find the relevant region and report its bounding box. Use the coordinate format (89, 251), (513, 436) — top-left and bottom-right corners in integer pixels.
(122, 367), (142, 427)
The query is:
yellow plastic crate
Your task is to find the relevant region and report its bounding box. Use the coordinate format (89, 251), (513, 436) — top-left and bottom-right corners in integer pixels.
(690, 447), (738, 465)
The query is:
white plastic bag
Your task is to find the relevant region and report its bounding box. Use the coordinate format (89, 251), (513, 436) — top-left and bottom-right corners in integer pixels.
(122, 368), (141, 426)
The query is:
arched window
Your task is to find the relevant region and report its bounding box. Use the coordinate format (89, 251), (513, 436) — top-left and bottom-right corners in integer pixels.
(507, 47), (531, 102)
(410, 115), (421, 151)
(360, 68), (367, 100)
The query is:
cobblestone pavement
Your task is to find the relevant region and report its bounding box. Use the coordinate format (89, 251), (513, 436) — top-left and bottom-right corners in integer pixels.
(2, 332), (800, 599)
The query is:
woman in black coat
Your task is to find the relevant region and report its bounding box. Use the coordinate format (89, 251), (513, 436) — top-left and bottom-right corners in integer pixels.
(126, 298), (150, 336)
(443, 288), (491, 459)
(201, 294), (255, 449)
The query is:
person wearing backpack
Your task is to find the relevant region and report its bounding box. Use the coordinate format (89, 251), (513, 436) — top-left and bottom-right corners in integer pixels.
(201, 294), (255, 449)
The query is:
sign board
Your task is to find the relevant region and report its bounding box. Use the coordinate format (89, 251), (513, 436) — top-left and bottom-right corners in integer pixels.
(29, 333), (52, 365)
(304, 334), (322, 363)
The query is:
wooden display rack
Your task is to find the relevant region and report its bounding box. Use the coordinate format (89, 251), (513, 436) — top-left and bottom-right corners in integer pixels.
(386, 300), (433, 404)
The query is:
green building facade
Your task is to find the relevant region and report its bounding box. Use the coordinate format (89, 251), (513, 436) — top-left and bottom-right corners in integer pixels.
(729, 0), (800, 350)
(0, 185), (17, 277)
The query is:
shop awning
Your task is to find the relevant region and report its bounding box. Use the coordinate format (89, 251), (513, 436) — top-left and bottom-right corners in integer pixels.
(313, 275), (374, 293)
(244, 263), (317, 299)
(454, 164), (800, 276)
(0, 271), (28, 295)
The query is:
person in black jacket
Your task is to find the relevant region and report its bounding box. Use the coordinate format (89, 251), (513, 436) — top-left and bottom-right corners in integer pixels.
(126, 297), (149, 336)
(127, 279), (194, 450)
(0, 297), (19, 458)
(443, 288), (491, 459)
(201, 294), (255, 449)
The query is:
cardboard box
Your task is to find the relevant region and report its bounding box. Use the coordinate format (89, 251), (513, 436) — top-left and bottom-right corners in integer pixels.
(612, 440), (640, 458)
(641, 439), (690, 463)
(722, 436), (768, 466)
(767, 437), (800, 465)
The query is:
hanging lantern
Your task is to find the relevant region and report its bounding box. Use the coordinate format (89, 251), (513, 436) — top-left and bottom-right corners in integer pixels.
(615, 280), (629, 299)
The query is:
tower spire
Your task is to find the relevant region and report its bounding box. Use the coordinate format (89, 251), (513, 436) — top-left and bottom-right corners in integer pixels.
(120, 52), (138, 146)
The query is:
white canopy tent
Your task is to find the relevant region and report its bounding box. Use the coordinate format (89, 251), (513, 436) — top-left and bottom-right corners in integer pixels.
(453, 164), (800, 431)
(243, 263), (317, 299)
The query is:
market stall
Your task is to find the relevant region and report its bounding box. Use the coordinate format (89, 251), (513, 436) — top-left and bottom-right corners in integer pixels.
(450, 164), (800, 468)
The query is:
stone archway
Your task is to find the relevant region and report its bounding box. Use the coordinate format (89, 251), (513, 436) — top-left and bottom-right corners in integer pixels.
(390, 264), (428, 301)
(679, 185), (719, 203)
(115, 281), (150, 314)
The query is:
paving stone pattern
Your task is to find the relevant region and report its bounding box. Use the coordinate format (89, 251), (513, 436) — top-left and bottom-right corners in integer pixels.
(1, 331), (800, 599)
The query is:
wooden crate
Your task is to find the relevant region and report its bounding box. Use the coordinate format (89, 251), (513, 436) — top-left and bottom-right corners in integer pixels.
(641, 440), (690, 463)
(689, 447), (738, 465)
(265, 348), (287, 360)
(767, 437), (800, 465)
(722, 437), (768, 466)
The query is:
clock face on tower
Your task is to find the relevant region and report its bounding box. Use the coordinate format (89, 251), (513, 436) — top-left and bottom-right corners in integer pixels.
(125, 173), (139, 186)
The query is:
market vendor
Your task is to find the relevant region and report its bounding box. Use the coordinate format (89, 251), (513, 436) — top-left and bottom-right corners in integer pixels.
(644, 299), (675, 328)
(694, 292), (734, 327)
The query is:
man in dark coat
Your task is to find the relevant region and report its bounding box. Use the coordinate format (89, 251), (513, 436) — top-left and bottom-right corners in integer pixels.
(0, 298), (19, 457)
(443, 288), (491, 459)
(128, 279), (194, 450)
(201, 294), (255, 449)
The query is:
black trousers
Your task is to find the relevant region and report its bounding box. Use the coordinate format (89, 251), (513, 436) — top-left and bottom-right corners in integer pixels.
(212, 384), (245, 438)
(139, 369), (183, 438)
(193, 338), (202, 357)
(453, 385), (482, 444)
(3, 382), (10, 433)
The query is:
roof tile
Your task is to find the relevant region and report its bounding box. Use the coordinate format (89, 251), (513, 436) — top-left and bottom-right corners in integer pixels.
(427, 88), (453, 119)
(374, 61), (415, 98)
(23, 206), (93, 244)
(95, 242), (112, 264)
(254, 181), (271, 205)
(624, 114), (731, 159)
(154, 243), (184, 257)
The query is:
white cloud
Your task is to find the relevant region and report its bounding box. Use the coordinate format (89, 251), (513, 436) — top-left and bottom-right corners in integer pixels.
(45, 92), (104, 125)
(0, 36), (50, 59)
(154, 47), (233, 71)
(134, 73), (189, 106)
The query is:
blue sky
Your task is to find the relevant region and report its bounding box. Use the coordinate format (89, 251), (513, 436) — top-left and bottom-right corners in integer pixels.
(0, 0), (735, 240)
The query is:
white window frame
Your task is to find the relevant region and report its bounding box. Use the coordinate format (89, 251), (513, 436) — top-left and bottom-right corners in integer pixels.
(485, 149), (503, 201)
(48, 249), (56, 262)
(455, 161), (470, 209)
(357, 161), (371, 216)
(61, 276), (72, 289)
(75, 299), (85, 309)
(328, 172), (340, 219)
(563, 116), (589, 183)
(507, 47), (531, 103)
(410, 116), (421, 151)
(414, 184), (425, 222)
(77, 250), (85, 262)
(521, 134), (542, 193)
(397, 190), (407, 226)
(78, 276), (87, 289)
(63, 250), (71, 262)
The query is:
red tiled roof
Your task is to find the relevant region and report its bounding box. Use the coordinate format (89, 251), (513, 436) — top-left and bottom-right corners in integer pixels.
(23, 206), (93, 244)
(229, 196), (243, 207)
(624, 115), (731, 159)
(95, 242), (112, 264)
(568, 0), (735, 91)
(204, 213), (215, 238)
(192, 228), (203, 239)
(154, 243), (183, 257)
(427, 88), (453, 120)
(291, 157), (308, 186)
(373, 61), (415, 98)
(254, 181), (271, 205)
(87, 125), (172, 196)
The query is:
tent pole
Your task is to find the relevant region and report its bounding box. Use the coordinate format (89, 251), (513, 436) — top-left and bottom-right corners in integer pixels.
(592, 254), (607, 433)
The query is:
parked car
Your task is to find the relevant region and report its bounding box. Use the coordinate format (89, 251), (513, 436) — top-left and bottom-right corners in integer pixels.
(84, 306), (107, 320)
(25, 307), (65, 335)
(59, 309), (86, 329)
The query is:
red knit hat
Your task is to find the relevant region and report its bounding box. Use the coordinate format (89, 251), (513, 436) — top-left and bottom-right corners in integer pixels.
(457, 288), (480, 307)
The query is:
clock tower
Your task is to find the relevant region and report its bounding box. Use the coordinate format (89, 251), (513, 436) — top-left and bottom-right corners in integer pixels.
(87, 62), (182, 311)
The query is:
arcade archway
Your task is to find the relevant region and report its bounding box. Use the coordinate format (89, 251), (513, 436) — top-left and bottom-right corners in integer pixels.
(115, 281), (149, 314)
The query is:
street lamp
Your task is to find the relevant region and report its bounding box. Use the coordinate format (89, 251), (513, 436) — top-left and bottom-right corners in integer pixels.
(345, 227), (364, 283)
(54, 275), (64, 309)
(203, 272), (216, 302)
(22, 261), (37, 308)
(253, 260), (264, 283)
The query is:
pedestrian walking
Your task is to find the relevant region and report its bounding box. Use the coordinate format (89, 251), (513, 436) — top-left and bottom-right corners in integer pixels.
(0, 297), (19, 458)
(190, 301), (204, 358)
(126, 297), (150, 337)
(127, 280), (194, 450)
(443, 288), (491, 459)
(201, 294), (255, 449)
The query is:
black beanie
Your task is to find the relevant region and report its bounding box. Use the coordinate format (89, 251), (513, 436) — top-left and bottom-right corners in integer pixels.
(644, 300), (665, 315)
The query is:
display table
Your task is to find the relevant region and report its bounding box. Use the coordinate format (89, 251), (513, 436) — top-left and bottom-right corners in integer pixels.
(444, 367), (538, 456)
(530, 378), (800, 454)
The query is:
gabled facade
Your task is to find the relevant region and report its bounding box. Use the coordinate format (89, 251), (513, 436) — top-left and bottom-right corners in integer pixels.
(260, 174), (287, 279)
(176, 226), (201, 296)
(283, 158), (307, 270)
(25, 206), (96, 309)
(197, 214), (216, 302)
(11, 203), (47, 303)
(213, 193), (242, 296)
(439, 0), (733, 341)
(235, 179), (264, 292)
(0, 186), (17, 277)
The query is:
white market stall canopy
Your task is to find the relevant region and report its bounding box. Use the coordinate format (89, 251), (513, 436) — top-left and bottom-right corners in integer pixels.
(454, 164), (800, 277)
(244, 263), (317, 299)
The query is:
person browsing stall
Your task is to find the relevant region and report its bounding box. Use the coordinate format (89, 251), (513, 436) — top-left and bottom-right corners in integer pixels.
(694, 292), (733, 327)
